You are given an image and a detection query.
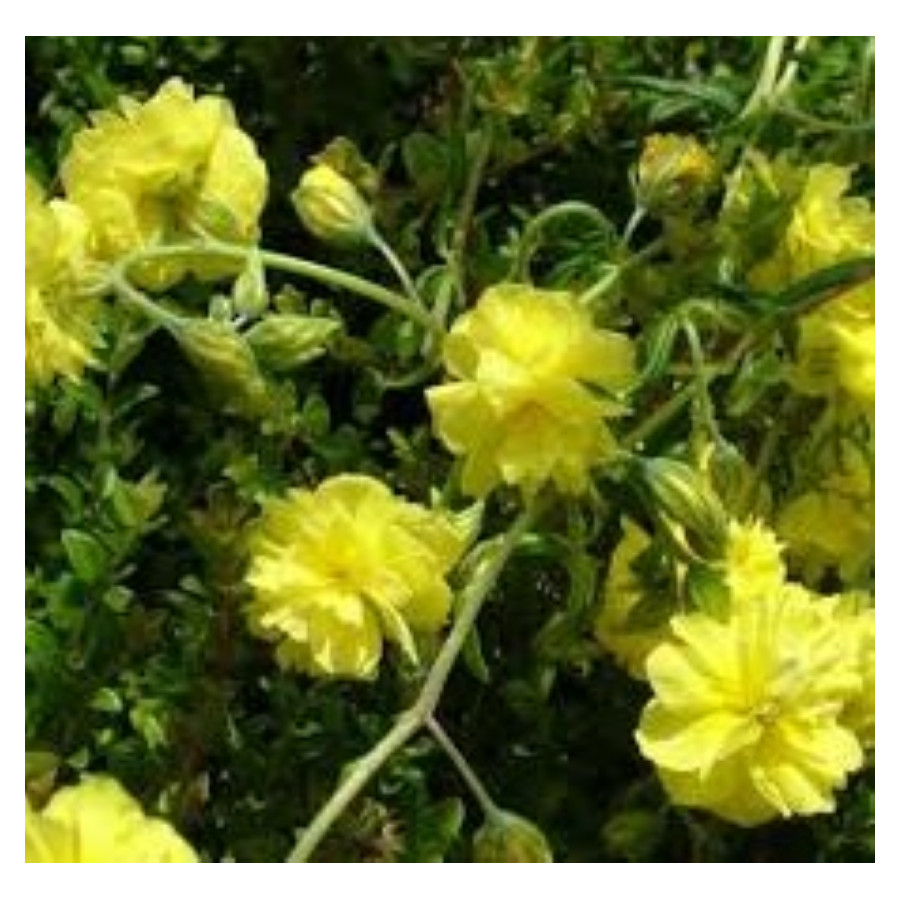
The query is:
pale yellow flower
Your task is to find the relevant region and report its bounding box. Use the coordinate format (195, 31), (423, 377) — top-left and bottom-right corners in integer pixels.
(245, 475), (465, 679)
(61, 78), (267, 288)
(26, 776), (197, 862)
(427, 284), (635, 497)
(777, 439), (873, 584)
(25, 174), (98, 386)
(835, 593), (875, 751)
(636, 585), (864, 826)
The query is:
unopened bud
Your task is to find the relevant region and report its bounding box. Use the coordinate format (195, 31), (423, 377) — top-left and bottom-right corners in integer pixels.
(173, 319), (271, 418)
(636, 134), (716, 216)
(232, 249), (269, 317)
(601, 809), (664, 862)
(292, 164), (373, 245)
(638, 456), (728, 558)
(245, 314), (340, 372)
(472, 810), (553, 863)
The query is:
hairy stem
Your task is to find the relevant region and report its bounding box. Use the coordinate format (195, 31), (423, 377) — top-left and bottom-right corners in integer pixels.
(286, 505), (537, 862)
(740, 36), (788, 119)
(426, 716), (500, 819)
(111, 241), (442, 337)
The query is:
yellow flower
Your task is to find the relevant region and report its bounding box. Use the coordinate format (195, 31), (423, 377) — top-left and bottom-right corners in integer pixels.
(832, 592), (875, 751)
(636, 585), (864, 826)
(594, 520), (671, 679)
(723, 519), (785, 604)
(292, 163), (373, 244)
(245, 475), (465, 679)
(26, 776), (197, 862)
(793, 315), (875, 412)
(777, 439), (873, 584)
(25, 174), (98, 386)
(61, 78), (267, 288)
(427, 284), (635, 497)
(751, 164), (874, 411)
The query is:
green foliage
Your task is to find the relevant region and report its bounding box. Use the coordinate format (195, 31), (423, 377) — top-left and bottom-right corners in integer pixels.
(26, 37), (874, 862)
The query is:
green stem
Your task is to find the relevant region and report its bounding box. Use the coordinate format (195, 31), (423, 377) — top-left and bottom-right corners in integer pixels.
(621, 207), (645, 249)
(449, 122), (495, 302)
(577, 237), (665, 309)
(771, 36), (812, 104)
(286, 504), (537, 863)
(369, 229), (427, 311)
(107, 264), (183, 329)
(740, 36), (788, 119)
(513, 201), (613, 281)
(113, 241), (442, 337)
(621, 385), (696, 451)
(425, 716), (500, 819)
(682, 319), (722, 446)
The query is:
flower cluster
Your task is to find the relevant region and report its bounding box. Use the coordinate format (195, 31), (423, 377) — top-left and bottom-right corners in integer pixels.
(245, 475), (466, 679)
(427, 284), (636, 497)
(26, 776), (197, 862)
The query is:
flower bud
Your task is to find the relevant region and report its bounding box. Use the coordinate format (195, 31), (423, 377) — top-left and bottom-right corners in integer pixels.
(232, 249), (269, 317)
(292, 164), (373, 245)
(638, 456), (729, 558)
(601, 809), (665, 862)
(472, 810), (553, 863)
(173, 319), (271, 418)
(636, 134), (716, 216)
(245, 314), (341, 372)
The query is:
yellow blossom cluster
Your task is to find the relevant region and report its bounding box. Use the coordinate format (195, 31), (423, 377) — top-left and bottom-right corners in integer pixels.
(617, 516), (874, 825)
(26, 776), (197, 862)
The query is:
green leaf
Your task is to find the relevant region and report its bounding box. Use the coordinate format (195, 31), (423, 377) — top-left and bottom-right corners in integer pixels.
(61, 530), (108, 583)
(25, 750), (59, 781)
(402, 131), (449, 195)
(684, 563), (731, 619)
(401, 797), (465, 862)
(90, 687), (124, 714)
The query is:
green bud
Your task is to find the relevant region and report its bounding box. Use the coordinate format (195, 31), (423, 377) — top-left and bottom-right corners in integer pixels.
(601, 809), (665, 862)
(173, 319), (271, 418)
(292, 164), (373, 245)
(472, 811), (553, 863)
(638, 456), (729, 558)
(232, 249), (269, 318)
(245, 314), (341, 372)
